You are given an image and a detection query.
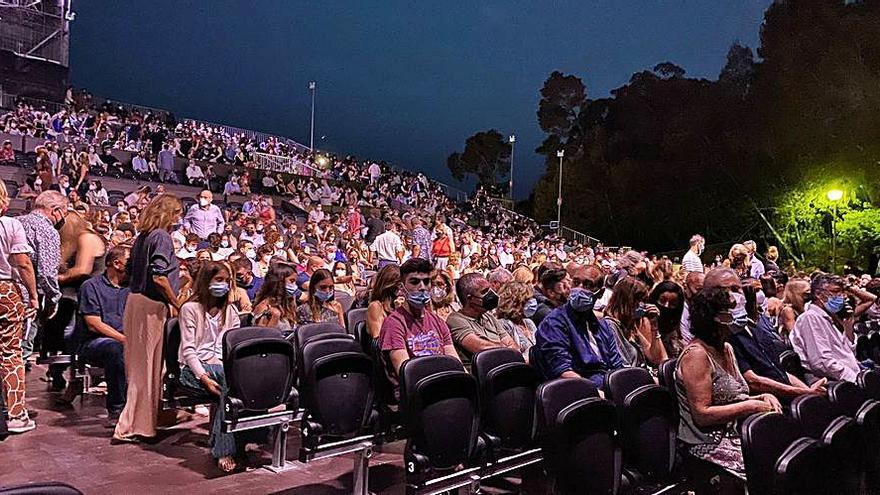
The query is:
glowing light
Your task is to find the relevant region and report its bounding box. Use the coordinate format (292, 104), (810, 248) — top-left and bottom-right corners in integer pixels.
(826, 189), (843, 201)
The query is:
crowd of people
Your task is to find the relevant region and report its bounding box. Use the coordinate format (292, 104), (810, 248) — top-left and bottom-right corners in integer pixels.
(2, 94), (880, 482)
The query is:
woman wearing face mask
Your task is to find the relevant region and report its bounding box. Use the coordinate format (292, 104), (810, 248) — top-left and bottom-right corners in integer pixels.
(86, 180), (109, 207)
(676, 287), (782, 477)
(332, 261), (356, 296)
(253, 263), (301, 332)
(264, 231), (288, 262)
(603, 276), (668, 368)
(429, 270), (459, 321)
(367, 265), (401, 338)
(496, 282), (538, 361)
(254, 244), (274, 278)
(648, 281), (686, 358)
(486, 245), (501, 270)
(177, 261), (243, 472)
(297, 269), (345, 327)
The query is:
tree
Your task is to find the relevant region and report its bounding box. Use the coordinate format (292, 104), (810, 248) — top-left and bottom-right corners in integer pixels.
(718, 43), (755, 96)
(653, 62), (686, 80)
(537, 71), (586, 139)
(447, 129), (511, 191)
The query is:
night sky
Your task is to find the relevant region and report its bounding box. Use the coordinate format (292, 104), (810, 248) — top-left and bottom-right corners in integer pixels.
(69, 1), (769, 198)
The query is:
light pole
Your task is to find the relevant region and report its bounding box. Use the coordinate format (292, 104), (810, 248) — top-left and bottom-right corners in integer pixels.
(508, 134), (516, 201)
(556, 149), (564, 231)
(308, 81), (317, 152)
(827, 188), (843, 272)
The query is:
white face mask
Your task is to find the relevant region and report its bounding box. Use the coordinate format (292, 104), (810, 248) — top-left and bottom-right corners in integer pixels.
(199, 197), (210, 207)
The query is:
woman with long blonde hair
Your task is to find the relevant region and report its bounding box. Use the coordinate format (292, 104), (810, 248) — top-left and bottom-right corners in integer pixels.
(779, 279), (810, 338)
(113, 194), (183, 443)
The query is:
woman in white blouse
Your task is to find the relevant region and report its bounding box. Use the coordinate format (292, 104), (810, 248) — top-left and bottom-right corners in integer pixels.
(178, 261), (241, 472)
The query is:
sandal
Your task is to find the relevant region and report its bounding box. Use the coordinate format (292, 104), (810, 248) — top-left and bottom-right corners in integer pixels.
(217, 456), (238, 473)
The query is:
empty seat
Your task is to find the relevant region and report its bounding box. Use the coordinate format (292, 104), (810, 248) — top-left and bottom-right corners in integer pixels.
(299, 336), (374, 447)
(773, 437), (825, 495)
(222, 326), (297, 419)
(536, 377), (621, 495)
(334, 290), (354, 315)
(471, 348), (540, 451)
(871, 332), (880, 363)
(858, 369), (880, 401)
(856, 334), (872, 361)
(741, 412), (821, 495)
(161, 318), (213, 409)
(293, 322), (347, 349)
(399, 355), (482, 486)
(604, 367), (677, 482)
(790, 395), (860, 494)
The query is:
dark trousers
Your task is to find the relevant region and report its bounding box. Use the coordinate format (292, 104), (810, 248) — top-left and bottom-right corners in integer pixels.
(80, 337), (127, 414)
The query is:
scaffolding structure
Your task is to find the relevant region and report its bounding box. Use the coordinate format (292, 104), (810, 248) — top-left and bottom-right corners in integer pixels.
(0, 0), (71, 66)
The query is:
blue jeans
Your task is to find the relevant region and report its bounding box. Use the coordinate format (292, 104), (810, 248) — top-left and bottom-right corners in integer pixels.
(80, 337), (126, 414)
(180, 363), (236, 459)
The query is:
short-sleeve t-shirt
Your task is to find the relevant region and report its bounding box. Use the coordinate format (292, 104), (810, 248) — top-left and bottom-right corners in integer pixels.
(78, 274), (130, 341)
(0, 216), (32, 280)
(446, 310), (507, 368)
(379, 306), (454, 395)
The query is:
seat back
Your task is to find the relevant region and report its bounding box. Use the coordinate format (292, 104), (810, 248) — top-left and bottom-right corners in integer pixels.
(858, 369), (880, 401)
(472, 348), (539, 449)
(347, 307), (368, 336)
(400, 355), (479, 471)
(162, 318), (182, 395)
(774, 437), (825, 495)
(222, 326), (296, 412)
(778, 350), (806, 382)
(294, 322), (347, 351)
(741, 412), (806, 495)
(335, 290), (354, 316)
(870, 332), (880, 363)
(790, 395), (837, 439)
(828, 381), (870, 417)
(536, 378), (620, 495)
(300, 337), (374, 437)
(0, 482), (84, 495)
(603, 367), (655, 409)
(622, 384), (677, 480)
(820, 416), (862, 494)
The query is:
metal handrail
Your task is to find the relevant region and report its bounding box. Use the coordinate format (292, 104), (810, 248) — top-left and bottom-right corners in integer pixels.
(252, 151), (323, 177)
(559, 225), (601, 245)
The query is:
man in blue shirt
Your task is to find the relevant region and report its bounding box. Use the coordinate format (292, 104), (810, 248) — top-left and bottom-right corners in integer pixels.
(77, 246), (130, 424)
(233, 257), (263, 301)
(533, 286), (625, 389)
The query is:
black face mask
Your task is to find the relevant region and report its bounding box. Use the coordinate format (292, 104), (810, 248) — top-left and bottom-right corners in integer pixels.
(236, 276), (252, 289)
(481, 290), (499, 311)
(54, 215), (65, 231)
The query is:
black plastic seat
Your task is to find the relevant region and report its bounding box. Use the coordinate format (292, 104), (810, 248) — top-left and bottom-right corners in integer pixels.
(222, 326), (297, 420)
(399, 355), (481, 486)
(536, 377), (621, 495)
(293, 322), (347, 350)
(828, 380), (880, 491)
(347, 307), (368, 336)
(471, 348), (540, 451)
(778, 350), (807, 383)
(858, 369), (880, 401)
(790, 395), (860, 494)
(741, 412), (819, 495)
(870, 332), (880, 363)
(299, 336), (374, 447)
(774, 437), (825, 495)
(856, 334), (872, 361)
(604, 367), (677, 482)
(162, 318), (214, 409)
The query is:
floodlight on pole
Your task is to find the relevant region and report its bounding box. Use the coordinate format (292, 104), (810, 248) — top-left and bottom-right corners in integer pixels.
(827, 189), (843, 202)
(508, 134), (516, 200)
(309, 81), (317, 152)
(556, 150), (564, 231)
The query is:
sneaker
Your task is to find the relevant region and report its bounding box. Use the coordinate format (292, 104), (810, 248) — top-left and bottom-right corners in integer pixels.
(7, 418), (36, 434)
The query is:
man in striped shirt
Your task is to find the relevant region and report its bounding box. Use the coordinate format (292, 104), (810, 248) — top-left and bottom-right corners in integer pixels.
(681, 234), (705, 273)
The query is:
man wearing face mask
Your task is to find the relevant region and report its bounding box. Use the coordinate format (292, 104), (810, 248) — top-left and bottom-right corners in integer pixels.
(183, 190), (224, 241)
(533, 282), (625, 389)
(233, 257), (263, 301)
(531, 267), (571, 327)
(380, 258), (459, 397)
(19, 191), (68, 363)
(682, 234), (705, 274)
(707, 269), (827, 401)
(447, 273), (518, 370)
(791, 274), (866, 382)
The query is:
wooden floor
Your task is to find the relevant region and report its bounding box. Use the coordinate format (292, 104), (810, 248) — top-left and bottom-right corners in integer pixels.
(0, 364), (413, 494)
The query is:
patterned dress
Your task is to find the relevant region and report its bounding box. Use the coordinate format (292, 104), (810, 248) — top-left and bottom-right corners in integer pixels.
(675, 342), (750, 476)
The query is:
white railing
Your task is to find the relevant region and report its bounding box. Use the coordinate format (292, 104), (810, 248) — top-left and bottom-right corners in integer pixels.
(252, 152), (323, 177)
(560, 225), (601, 245)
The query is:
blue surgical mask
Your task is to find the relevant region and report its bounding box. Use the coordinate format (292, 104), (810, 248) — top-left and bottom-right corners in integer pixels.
(824, 295), (846, 314)
(285, 283), (301, 299)
(314, 289), (334, 302)
(568, 288), (596, 313)
(524, 298), (538, 318)
(209, 282), (229, 297)
(406, 289), (431, 308)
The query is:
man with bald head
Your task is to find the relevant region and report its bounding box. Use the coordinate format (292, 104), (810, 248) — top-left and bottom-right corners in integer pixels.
(296, 256), (328, 291)
(704, 268), (825, 401)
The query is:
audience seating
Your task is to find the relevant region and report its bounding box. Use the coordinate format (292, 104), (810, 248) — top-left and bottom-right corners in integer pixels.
(857, 369), (880, 401)
(856, 333), (872, 361)
(778, 350), (808, 384)
(399, 355), (483, 493)
(741, 412), (825, 495)
(161, 318), (214, 410)
(535, 377), (621, 495)
(221, 326), (299, 472)
(603, 367), (677, 485)
(790, 395), (861, 494)
(471, 348), (539, 451)
(346, 307), (368, 337)
(828, 381), (880, 491)
(334, 290), (354, 316)
(870, 332), (880, 363)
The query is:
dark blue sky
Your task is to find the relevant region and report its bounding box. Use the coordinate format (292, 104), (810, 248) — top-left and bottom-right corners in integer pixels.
(69, 1), (769, 198)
